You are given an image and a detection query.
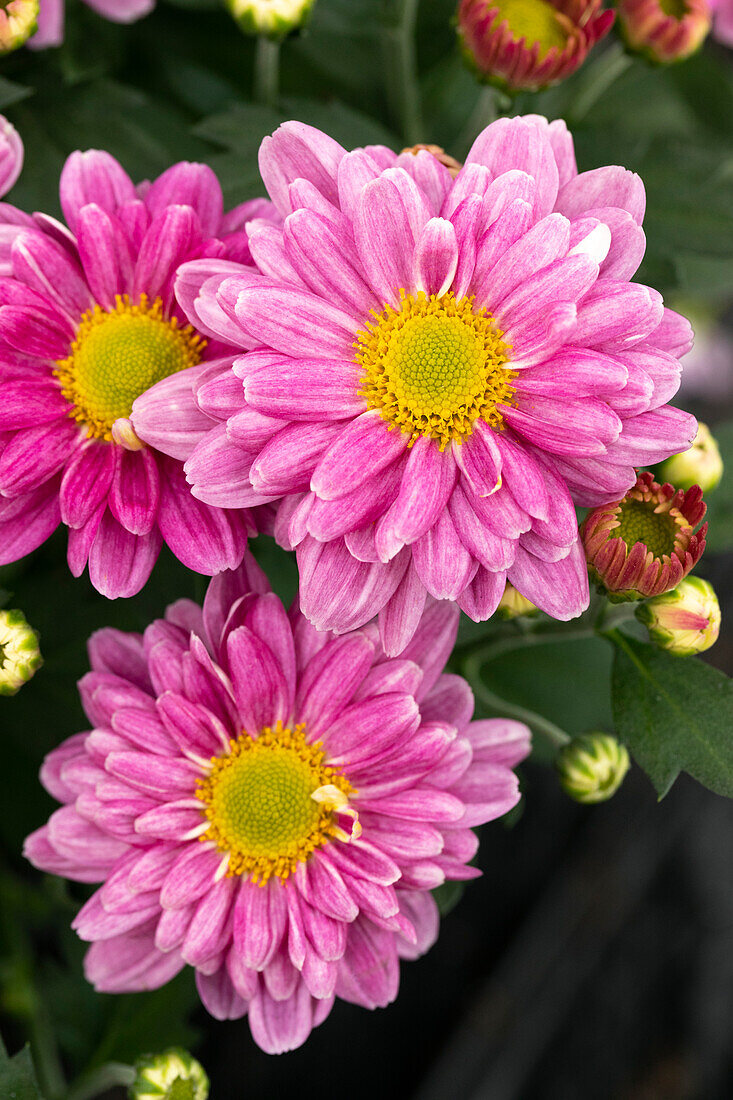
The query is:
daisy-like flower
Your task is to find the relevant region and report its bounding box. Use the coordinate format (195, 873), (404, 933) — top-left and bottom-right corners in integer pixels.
(617, 0), (710, 63)
(24, 556), (529, 1054)
(29, 0), (154, 50)
(457, 0), (614, 92)
(581, 471), (707, 600)
(145, 117), (696, 653)
(0, 150), (277, 597)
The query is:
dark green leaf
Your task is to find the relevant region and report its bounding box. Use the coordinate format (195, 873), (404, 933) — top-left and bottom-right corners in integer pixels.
(610, 631), (733, 799)
(0, 1035), (44, 1100)
(432, 880), (466, 917)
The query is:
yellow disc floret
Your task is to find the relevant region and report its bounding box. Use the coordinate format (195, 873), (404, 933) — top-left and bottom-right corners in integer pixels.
(196, 721), (358, 885)
(356, 291), (514, 450)
(490, 0), (571, 57)
(55, 294), (205, 441)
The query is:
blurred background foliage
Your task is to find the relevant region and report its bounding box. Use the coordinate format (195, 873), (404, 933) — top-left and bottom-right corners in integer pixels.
(1, 0), (732, 1096)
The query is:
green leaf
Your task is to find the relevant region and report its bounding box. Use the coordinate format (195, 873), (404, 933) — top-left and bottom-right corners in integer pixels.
(610, 631), (733, 799)
(432, 880), (465, 918)
(700, 420), (733, 553)
(0, 1035), (44, 1100)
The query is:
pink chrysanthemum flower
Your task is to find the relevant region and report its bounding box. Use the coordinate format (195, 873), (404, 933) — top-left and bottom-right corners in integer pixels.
(138, 117), (697, 654)
(0, 149), (278, 597)
(29, 0), (154, 50)
(24, 556), (529, 1054)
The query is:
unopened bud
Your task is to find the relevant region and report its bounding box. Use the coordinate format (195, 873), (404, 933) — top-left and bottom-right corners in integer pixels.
(0, 0), (38, 53)
(225, 0), (315, 38)
(129, 1048), (209, 1100)
(0, 609), (42, 696)
(556, 733), (630, 804)
(637, 576), (720, 656)
(617, 0), (710, 62)
(0, 115), (23, 196)
(497, 581), (538, 619)
(658, 423), (723, 493)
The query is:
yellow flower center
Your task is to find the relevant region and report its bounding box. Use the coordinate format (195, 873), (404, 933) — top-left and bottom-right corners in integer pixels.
(55, 294), (205, 441)
(615, 499), (686, 558)
(196, 722), (358, 885)
(355, 291), (514, 450)
(490, 0), (570, 56)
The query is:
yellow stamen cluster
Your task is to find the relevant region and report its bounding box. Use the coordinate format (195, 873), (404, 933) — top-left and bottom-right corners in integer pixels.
(55, 294), (205, 441)
(196, 721), (358, 885)
(356, 290), (514, 450)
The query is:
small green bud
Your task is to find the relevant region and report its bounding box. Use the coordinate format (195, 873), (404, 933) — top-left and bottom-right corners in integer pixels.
(556, 733), (630, 804)
(225, 0), (316, 39)
(0, 609), (42, 696)
(129, 1049), (209, 1100)
(497, 581), (538, 620)
(0, 0), (39, 53)
(637, 576), (721, 657)
(658, 423), (723, 493)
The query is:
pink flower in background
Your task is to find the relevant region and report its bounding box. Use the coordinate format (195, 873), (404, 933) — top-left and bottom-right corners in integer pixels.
(0, 150), (277, 597)
(0, 115), (23, 197)
(710, 0), (733, 45)
(30, 0), (155, 49)
(24, 557), (530, 1054)
(151, 116), (696, 654)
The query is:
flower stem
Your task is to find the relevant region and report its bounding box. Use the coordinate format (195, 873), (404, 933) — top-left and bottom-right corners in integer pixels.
(381, 0), (424, 145)
(65, 1062), (135, 1100)
(569, 41), (632, 124)
(254, 36), (280, 108)
(469, 676), (572, 749)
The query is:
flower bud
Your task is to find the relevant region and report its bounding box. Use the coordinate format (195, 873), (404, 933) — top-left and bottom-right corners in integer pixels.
(637, 576), (721, 656)
(556, 733), (630, 804)
(617, 0), (710, 62)
(580, 471), (707, 602)
(658, 423), (723, 494)
(129, 1048), (209, 1100)
(0, 0), (38, 53)
(225, 0), (315, 39)
(0, 609), (42, 696)
(497, 581), (538, 619)
(457, 0), (614, 93)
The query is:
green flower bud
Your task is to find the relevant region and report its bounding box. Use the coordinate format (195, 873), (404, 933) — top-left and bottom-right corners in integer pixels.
(658, 423), (723, 493)
(556, 733), (630, 804)
(637, 575), (721, 656)
(129, 1049), (209, 1100)
(497, 581), (538, 619)
(0, 0), (39, 53)
(0, 609), (42, 696)
(225, 0), (316, 39)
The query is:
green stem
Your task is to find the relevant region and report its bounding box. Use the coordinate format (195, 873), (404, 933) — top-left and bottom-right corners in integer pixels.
(254, 36), (280, 108)
(65, 1062), (135, 1100)
(461, 625), (597, 669)
(468, 675), (571, 749)
(381, 0), (424, 145)
(569, 42), (632, 124)
(29, 1002), (66, 1100)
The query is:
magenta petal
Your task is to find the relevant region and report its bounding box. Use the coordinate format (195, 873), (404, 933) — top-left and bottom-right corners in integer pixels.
(226, 626), (291, 733)
(283, 208), (380, 315)
(146, 162), (224, 238)
(378, 562), (427, 657)
(259, 121), (346, 217)
(412, 509), (477, 600)
(131, 367), (213, 462)
(297, 537), (409, 634)
(0, 480), (61, 565)
(87, 510), (162, 598)
(76, 204), (135, 309)
(413, 217), (459, 298)
(157, 457), (249, 575)
(60, 150), (137, 235)
(355, 168), (432, 305)
(60, 439), (115, 527)
(134, 205), (201, 309)
(233, 281), (357, 360)
(295, 633), (375, 736)
(311, 411), (408, 501)
(248, 982), (316, 1054)
(0, 418), (76, 498)
(109, 447), (160, 535)
(508, 538), (589, 621)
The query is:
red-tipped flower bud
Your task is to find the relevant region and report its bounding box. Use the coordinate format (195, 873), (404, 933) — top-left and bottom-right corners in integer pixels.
(617, 0), (711, 62)
(457, 0), (614, 92)
(580, 471), (707, 601)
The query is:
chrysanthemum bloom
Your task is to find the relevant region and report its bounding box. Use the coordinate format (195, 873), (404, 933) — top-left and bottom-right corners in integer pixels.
(0, 608), (42, 695)
(0, 0), (38, 52)
(556, 732), (630, 803)
(153, 117), (697, 653)
(130, 1048), (209, 1100)
(29, 0), (154, 50)
(658, 422), (723, 492)
(457, 0), (614, 92)
(0, 115), (23, 197)
(616, 0), (710, 62)
(24, 557), (530, 1054)
(0, 150), (278, 597)
(581, 471), (707, 600)
(225, 0), (315, 39)
(637, 575), (720, 656)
